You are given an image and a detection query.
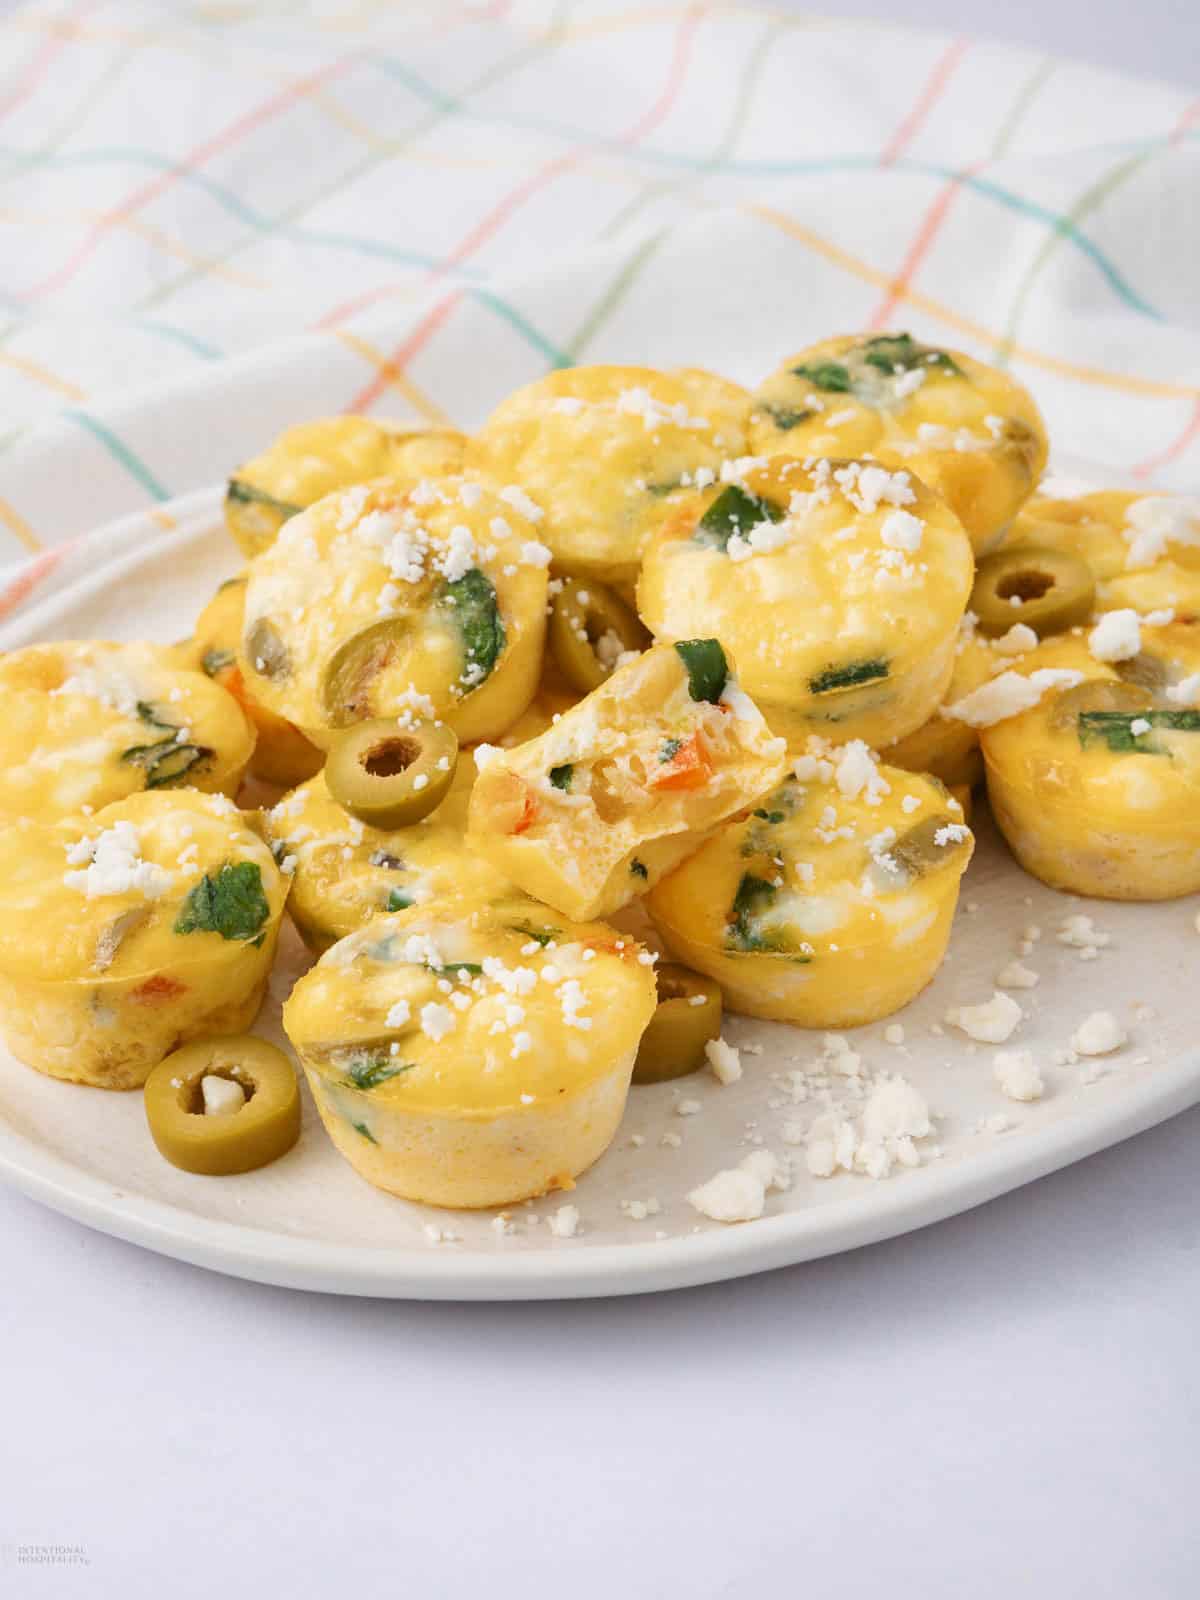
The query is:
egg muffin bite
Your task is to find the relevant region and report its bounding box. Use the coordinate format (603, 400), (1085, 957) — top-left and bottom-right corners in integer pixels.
(283, 897), (658, 1208)
(176, 573), (323, 788)
(468, 640), (789, 920)
(1004, 490), (1200, 619)
(225, 415), (466, 558)
(647, 743), (973, 1027)
(263, 762), (511, 953)
(0, 640), (255, 823)
(464, 365), (751, 593)
(749, 333), (1046, 551)
(882, 624), (999, 789)
(637, 456), (973, 751)
(977, 622), (1200, 900)
(0, 791), (286, 1088)
(241, 474), (549, 749)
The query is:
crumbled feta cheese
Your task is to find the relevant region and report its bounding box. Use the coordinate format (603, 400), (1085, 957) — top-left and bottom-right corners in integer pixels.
(419, 1002), (454, 1042)
(861, 1078), (931, 1143)
(1166, 672), (1200, 707)
(498, 485), (544, 523)
(687, 1168), (766, 1223)
(1057, 915), (1110, 949)
(63, 822), (171, 900)
(945, 991), (1023, 1044)
(739, 1150), (790, 1192)
(879, 508), (924, 552)
(995, 960), (1039, 990)
(943, 668), (1084, 728)
(548, 1204), (580, 1239)
(1088, 609), (1141, 663)
(201, 1075), (245, 1116)
(675, 1098), (702, 1117)
(991, 622), (1039, 656)
(705, 1037), (742, 1085)
(993, 1049), (1044, 1102)
(385, 1000), (411, 1029)
(884, 1023), (905, 1045)
(1071, 1011), (1127, 1056)
(1122, 495), (1200, 568)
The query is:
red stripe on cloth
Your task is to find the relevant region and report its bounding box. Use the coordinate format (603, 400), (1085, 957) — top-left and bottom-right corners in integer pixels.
(19, 53), (359, 301)
(1131, 398), (1200, 480)
(867, 156), (985, 330)
(323, 5), (704, 336)
(345, 289), (464, 414)
(879, 38), (969, 167)
(0, 547), (64, 621)
(0, 1), (97, 127)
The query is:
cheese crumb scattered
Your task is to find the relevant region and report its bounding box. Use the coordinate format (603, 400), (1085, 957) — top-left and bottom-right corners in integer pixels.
(995, 960), (1039, 990)
(547, 1204), (581, 1239)
(63, 821), (171, 900)
(943, 668), (1084, 728)
(993, 1049), (1044, 1102)
(705, 1036), (743, 1085)
(1071, 1011), (1127, 1056)
(945, 991), (1023, 1044)
(687, 1167), (765, 1223)
(1088, 609), (1142, 663)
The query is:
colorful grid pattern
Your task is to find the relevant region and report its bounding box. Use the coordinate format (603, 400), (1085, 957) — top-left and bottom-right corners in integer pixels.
(0, 0), (1197, 587)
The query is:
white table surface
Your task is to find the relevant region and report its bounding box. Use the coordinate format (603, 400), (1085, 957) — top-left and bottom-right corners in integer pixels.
(2, 2), (1199, 1596)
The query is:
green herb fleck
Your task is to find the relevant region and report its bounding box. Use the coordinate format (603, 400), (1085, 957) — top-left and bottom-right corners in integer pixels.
(808, 658), (889, 695)
(694, 484), (784, 552)
(859, 332), (962, 378)
(1077, 709), (1200, 754)
(760, 403), (815, 431)
(752, 808), (786, 824)
(674, 639), (728, 704)
(201, 647), (236, 677)
(345, 1051), (413, 1090)
(351, 1120), (378, 1144)
(440, 568), (505, 690)
(226, 479), (303, 520)
(174, 861), (271, 943)
(790, 360), (852, 392)
(428, 961), (484, 980)
(660, 737), (683, 763)
(507, 922), (560, 946)
(630, 858), (648, 879)
(549, 763), (573, 791)
(386, 889), (414, 912)
(727, 874), (778, 953)
(121, 737), (214, 789)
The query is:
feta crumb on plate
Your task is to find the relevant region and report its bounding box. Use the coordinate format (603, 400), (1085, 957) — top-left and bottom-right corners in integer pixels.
(945, 991), (1023, 1044)
(993, 1050), (1044, 1102)
(1071, 1011), (1127, 1057)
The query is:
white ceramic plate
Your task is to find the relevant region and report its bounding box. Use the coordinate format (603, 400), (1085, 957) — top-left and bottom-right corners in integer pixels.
(0, 485), (1196, 1300)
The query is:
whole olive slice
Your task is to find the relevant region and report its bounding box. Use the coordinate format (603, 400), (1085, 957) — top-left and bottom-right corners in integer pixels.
(632, 963), (723, 1085)
(143, 1036), (300, 1176)
(325, 716), (458, 828)
(1048, 678), (1152, 731)
(320, 617), (411, 728)
(549, 578), (650, 695)
(971, 546), (1095, 638)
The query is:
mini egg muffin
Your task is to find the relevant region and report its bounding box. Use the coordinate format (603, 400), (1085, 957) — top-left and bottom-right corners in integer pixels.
(647, 743), (973, 1027)
(882, 624), (1000, 789)
(283, 896), (658, 1208)
(0, 791), (286, 1088)
(978, 622), (1200, 899)
(467, 640), (789, 920)
(749, 333), (1046, 551)
(263, 760), (511, 953)
(241, 474), (549, 748)
(1004, 490), (1200, 619)
(637, 456), (974, 750)
(225, 415), (466, 558)
(176, 573), (323, 788)
(0, 640), (255, 823)
(464, 365), (751, 593)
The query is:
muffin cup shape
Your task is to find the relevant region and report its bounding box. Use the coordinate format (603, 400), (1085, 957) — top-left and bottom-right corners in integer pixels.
(264, 763), (510, 954)
(282, 897), (658, 1208)
(979, 627), (1200, 900)
(177, 573), (323, 788)
(225, 415), (466, 558)
(749, 333), (1046, 552)
(0, 792), (286, 1087)
(0, 640), (256, 824)
(467, 640), (790, 921)
(241, 474), (548, 749)
(637, 456), (973, 751)
(882, 630), (997, 788)
(646, 750), (973, 1028)
(464, 364), (751, 592)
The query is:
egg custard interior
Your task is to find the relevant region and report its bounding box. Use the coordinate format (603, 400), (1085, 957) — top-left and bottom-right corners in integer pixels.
(0, 640), (255, 822)
(749, 333), (1047, 551)
(647, 744), (973, 1028)
(283, 896), (657, 1207)
(467, 639), (789, 920)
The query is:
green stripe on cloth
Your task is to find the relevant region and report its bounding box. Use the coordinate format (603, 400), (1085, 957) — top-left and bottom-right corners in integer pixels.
(63, 410), (169, 501)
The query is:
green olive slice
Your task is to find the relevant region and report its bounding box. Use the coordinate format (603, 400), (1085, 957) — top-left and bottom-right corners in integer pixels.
(245, 616), (291, 681)
(325, 716), (458, 828)
(320, 617), (412, 727)
(1048, 678), (1152, 731)
(970, 546), (1095, 638)
(632, 963), (722, 1085)
(549, 579), (650, 694)
(143, 1036), (301, 1176)
(1114, 652), (1168, 693)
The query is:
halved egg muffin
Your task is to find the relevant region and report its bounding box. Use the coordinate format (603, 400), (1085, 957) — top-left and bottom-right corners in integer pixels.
(0, 791), (286, 1088)
(283, 896), (658, 1208)
(0, 640), (255, 823)
(464, 365), (751, 593)
(636, 456), (973, 750)
(749, 333), (1046, 551)
(225, 415), (466, 558)
(263, 760), (511, 953)
(647, 745), (973, 1027)
(467, 640), (789, 920)
(979, 623), (1200, 899)
(176, 573), (323, 788)
(241, 474), (549, 748)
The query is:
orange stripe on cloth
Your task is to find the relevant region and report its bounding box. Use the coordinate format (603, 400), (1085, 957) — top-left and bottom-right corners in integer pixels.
(879, 38), (969, 166)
